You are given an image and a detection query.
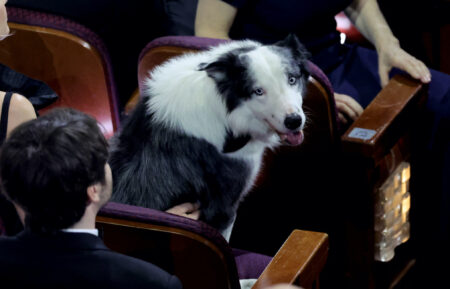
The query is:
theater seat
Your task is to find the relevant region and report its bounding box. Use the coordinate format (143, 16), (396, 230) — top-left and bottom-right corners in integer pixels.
(0, 7), (120, 138)
(97, 202), (329, 289)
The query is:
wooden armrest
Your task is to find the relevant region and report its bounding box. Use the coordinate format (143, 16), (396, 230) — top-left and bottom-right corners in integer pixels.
(252, 230), (329, 289)
(341, 74), (427, 161)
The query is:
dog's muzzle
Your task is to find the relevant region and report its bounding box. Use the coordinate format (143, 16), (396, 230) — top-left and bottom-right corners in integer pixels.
(278, 113), (304, 146)
(279, 130), (304, 146)
(266, 113), (305, 146)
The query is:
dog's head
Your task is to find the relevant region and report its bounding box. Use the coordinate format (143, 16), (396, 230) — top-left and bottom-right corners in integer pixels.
(199, 34), (310, 147)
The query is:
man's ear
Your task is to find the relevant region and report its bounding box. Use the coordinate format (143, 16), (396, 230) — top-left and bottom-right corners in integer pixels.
(12, 203), (26, 225)
(86, 183), (101, 203)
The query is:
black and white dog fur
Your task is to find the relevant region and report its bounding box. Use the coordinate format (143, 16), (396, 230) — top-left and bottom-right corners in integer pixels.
(109, 34), (310, 239)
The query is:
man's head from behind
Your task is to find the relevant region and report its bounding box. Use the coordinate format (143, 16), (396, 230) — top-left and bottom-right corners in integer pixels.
(0, 108), (110, 234)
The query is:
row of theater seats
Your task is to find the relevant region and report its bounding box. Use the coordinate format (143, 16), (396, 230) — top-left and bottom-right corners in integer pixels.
(0, 6), (428, 289)
(0, 7), (329, 289)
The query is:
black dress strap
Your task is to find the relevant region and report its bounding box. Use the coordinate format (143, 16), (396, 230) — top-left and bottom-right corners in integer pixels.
(0, 91), (23, 235)
(0, 91), (12, 144)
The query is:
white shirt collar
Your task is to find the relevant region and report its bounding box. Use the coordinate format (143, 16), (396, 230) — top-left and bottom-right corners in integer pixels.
(61, 228), (99, 236)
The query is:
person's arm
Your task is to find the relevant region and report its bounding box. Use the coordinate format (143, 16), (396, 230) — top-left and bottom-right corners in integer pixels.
(194, 0), (364, 123)
(7, 93), (36, 137)
(344, 0), (430, 87)
(195, 0), (237, 39)
(195, 0), (363, 123)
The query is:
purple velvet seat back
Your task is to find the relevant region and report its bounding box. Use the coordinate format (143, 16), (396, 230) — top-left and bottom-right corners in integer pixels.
(6, 7), (120, 131)
(99, 201), (242, 288)
(138, 36), (228, 62)
(100, 201), (231, 249)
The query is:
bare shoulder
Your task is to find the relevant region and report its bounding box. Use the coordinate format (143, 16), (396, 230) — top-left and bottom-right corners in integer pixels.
(9, 93), (36, 115)
(0, 91), (37, 136)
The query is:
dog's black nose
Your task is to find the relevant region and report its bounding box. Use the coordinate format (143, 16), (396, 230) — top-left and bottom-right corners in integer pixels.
(284, 113), (302, 130)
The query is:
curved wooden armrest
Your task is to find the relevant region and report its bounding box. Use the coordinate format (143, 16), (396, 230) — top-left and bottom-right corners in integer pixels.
(341, 74), (427, 161)
(253, 230), (329, 289)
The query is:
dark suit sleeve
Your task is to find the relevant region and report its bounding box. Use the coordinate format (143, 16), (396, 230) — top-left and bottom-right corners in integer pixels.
(134, 263), (183, 289)
(166, 275), (183, 289)
(103, 250), (183, 289)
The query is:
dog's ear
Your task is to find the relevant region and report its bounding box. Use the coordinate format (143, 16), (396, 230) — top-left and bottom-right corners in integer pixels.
(198, 61), (228, 82)
(275, 33), (303, 51)
(199, 53), (246, 82)
(275, 33), (310, 61)
(275, 34), (310, 76)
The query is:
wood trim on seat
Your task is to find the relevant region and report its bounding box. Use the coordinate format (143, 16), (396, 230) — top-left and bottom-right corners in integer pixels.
(341, 75), (427, 161)
(253, 230), (329, 289)
(96, 215), (228, 263)
(97, 214), (329, 289)
(96, 214), (239, 289)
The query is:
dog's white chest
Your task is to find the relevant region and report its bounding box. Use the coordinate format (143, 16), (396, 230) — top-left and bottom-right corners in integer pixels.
(226, 141), (266, 198)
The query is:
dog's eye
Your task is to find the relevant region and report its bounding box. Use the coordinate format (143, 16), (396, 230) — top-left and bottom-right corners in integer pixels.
(288, 76), (297, 85)
(253, 88), (265, 96)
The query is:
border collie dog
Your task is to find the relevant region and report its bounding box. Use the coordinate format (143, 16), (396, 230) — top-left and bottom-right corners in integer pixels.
(109, 34), (310, 237)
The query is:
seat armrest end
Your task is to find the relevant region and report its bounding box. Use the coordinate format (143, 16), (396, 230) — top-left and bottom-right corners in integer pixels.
(253, 229), (329, 289)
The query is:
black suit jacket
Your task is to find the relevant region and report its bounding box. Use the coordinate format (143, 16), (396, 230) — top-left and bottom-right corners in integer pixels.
(0, 230), (182, 289)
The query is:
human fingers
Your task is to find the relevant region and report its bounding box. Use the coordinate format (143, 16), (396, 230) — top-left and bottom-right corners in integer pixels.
(338, 112), (348, 125)
(404, 55), (431, 83)
(383, 48), (431, 84)
(187, 209), (201, 220)
(181, 202), (201, 220)
(182, 202), (200, 213)
(335, 100), (357, 122)
(396, 54), (431, 83)
(334, 93), (363, 121)
(166, 202), (200, 216)
(378, 61), (391, 88)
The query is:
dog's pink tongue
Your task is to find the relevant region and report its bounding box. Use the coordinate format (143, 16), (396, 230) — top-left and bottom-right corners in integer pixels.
(281, 131), (304, 146)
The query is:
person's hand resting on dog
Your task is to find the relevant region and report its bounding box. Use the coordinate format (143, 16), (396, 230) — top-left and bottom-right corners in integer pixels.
(166, 202), (201, 220)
